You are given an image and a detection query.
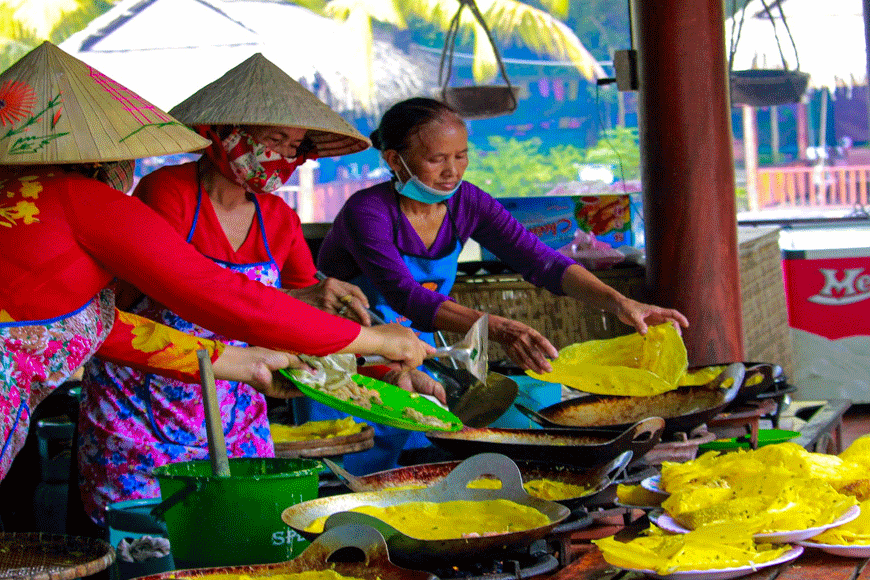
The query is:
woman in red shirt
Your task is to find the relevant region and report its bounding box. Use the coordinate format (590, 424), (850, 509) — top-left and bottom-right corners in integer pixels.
(0, 44), (430, 484)
(78, 54), (444, 523)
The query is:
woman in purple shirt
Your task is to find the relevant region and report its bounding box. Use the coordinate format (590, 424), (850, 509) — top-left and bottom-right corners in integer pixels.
(318, 97), (688, 375)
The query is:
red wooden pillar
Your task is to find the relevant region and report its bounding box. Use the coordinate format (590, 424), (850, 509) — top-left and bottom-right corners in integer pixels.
(633, 0), (743, 364)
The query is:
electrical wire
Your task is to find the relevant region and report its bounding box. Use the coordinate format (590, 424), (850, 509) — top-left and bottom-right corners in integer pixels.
(593, 81), (630, 196)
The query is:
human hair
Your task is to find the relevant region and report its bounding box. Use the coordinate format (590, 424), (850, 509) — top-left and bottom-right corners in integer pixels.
(370, 97), (463, 152)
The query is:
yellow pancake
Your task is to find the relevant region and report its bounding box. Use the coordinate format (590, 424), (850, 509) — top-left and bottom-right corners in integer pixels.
(304, 499), (550, 539)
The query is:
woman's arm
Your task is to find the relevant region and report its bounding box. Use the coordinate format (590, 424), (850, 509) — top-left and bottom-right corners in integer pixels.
(96, 308), (307, 396)
(72, 180), (429, 367)
(561, 264), (689, 334)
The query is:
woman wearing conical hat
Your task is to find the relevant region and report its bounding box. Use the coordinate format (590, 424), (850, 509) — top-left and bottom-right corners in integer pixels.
(77, 53), (446, 524)
(0, 43), (432, 486)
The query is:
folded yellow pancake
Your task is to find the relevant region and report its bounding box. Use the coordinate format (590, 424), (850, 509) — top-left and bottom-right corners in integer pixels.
(270, 417), (363, 442)
(526, 323), (688, 396)
(812, 499), (870, 545)
(594, 523), (790, 575)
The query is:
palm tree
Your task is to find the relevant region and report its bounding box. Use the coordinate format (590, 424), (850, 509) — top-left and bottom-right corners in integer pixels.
(0, 0), (115, 72)
(319, 0), (605, 110)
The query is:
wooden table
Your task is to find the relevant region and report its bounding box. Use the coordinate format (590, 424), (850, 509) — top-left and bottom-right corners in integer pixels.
(553, 544), (870, 580)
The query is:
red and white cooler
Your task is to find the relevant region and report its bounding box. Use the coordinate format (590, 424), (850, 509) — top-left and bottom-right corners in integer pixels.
(781, 227), (870, 402)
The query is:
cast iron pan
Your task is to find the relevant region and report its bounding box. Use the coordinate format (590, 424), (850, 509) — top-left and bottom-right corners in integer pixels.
(517, 363), (745, 437)
(424, 416), (664, 467)
(132, 525), (435, 580)
(282, 453), (570, 566)
(327, 450), (633, 511)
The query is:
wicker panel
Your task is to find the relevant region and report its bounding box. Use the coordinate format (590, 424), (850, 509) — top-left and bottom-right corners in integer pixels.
(739, 228), (794, 378)
(448, 267), (644, 361)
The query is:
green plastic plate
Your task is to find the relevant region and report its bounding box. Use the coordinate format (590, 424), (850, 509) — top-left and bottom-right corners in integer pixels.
(279, 370), (463, 432)
(699, 429), (800, 451)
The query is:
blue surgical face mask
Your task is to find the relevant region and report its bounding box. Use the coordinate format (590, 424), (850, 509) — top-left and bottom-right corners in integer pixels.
(394, 156), (460, 204)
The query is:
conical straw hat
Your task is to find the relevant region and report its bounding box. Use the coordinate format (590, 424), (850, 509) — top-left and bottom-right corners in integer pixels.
(169, 53), (370, 158)
(0, 41), (210, 164)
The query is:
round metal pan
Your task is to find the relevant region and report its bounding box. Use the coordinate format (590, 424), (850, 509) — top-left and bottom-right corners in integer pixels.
(282, 454), (570, 566)
(682, 361), (783, 409)
(518, 363), (745, 437)
(131, 525), (435, 580)
(327, 451), (632, 511)
(424, 416), (664, 467)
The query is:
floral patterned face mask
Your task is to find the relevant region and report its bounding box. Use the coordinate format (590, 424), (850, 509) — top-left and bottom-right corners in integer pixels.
(220, 127), (306, 194)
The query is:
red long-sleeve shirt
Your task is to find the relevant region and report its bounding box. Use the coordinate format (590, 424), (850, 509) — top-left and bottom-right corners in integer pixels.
(0, 166), (360, 355)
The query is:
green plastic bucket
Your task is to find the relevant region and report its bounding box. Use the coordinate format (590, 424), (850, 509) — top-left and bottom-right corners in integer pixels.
(152, 457), (320, 568)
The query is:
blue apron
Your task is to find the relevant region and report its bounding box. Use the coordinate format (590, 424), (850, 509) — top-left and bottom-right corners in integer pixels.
(300, 201), (462, 475)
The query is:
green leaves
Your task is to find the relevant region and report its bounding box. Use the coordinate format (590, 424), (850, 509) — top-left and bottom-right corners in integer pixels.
(461, 128), (641, 197)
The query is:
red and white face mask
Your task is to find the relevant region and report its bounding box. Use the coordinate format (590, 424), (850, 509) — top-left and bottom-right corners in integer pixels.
(220, 127), (305, 194)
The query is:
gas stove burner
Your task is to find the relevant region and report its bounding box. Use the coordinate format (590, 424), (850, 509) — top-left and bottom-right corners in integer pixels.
(423, 540), (558, 580)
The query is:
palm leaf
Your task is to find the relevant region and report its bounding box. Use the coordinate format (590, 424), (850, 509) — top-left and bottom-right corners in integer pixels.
(538, 0), (568, 19)
(324, 0), (406, 28)
(401, 0), (603, 82)
(479, 0), (604, 80)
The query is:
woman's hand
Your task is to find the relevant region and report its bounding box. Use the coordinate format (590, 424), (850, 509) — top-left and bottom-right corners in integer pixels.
(212, 345), (310, 398)
(284, 277), (371, 326)
(614, 297), (690, 335)
(346, 323), (434, 370)
(489, 315), (558, 375)
(382, 368), (447, 404)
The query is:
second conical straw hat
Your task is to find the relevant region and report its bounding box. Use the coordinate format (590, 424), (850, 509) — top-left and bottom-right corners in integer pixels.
(169, 53), (370, 158)
(0, 41), (210, 164)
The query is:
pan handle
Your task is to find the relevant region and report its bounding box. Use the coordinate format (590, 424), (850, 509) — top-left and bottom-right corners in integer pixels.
(433, 452), (527, 501)
(599, 450), (633, 484)
(627, 416), (666, 444)
(309, 523), (392, 564)
(323, 512), (402, 543)
(514, 403), (558, 427)
(714, 363), (746, 405)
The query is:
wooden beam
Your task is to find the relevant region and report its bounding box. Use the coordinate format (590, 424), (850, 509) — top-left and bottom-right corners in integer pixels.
(632, 0), (743, 364)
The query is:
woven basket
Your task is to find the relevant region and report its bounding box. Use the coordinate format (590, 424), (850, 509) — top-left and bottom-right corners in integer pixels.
(730, 70), (810, 108)
(448, 266), (644, 361)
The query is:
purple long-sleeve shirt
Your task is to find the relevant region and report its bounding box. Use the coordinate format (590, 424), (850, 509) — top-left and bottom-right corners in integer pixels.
(317, 180), (575, 332)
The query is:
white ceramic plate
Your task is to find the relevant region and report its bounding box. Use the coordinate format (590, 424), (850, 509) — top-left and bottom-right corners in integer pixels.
(797, 541), (870, 558)
(657, 505), (861, 544)
(641, 474), (666, 495)
(620, 546), (803, 580)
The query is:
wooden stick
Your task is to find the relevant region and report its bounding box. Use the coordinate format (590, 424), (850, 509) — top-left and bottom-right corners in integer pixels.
(198, 349), (231, 477)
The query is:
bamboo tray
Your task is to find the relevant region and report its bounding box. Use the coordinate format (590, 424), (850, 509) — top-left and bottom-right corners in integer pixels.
(273, 424), (374, 458)
(0, 532), (114, 580)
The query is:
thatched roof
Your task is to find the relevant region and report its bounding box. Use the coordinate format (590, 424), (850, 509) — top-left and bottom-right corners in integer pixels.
(726, 0), (866, 89)
(59, 0), (439, 116)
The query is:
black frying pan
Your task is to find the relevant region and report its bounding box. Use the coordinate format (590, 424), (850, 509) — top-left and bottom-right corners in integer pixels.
(517, 363), (745, 437)
(424, 416), (664, 467)
(326, 450), (633, 510)
(282, 453), (570, 566)
(133, 525), (435, 580)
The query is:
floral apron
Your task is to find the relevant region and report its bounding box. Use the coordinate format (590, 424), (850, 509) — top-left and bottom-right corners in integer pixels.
(0, 289), (116, 482)
(298, 201), (462, 475)
(78, 188), (280, 524)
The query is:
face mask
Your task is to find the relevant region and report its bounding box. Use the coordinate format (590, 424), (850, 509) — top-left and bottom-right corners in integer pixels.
(394, 156), (460, 204)
(221, 127), (305, 194)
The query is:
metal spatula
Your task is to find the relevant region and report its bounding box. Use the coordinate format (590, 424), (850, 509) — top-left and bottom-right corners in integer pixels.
(357, 314), (489, 384)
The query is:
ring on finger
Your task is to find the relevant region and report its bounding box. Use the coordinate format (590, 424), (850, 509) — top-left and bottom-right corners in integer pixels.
(339, 294), (354, 305)
(337, 304), (349, 316)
